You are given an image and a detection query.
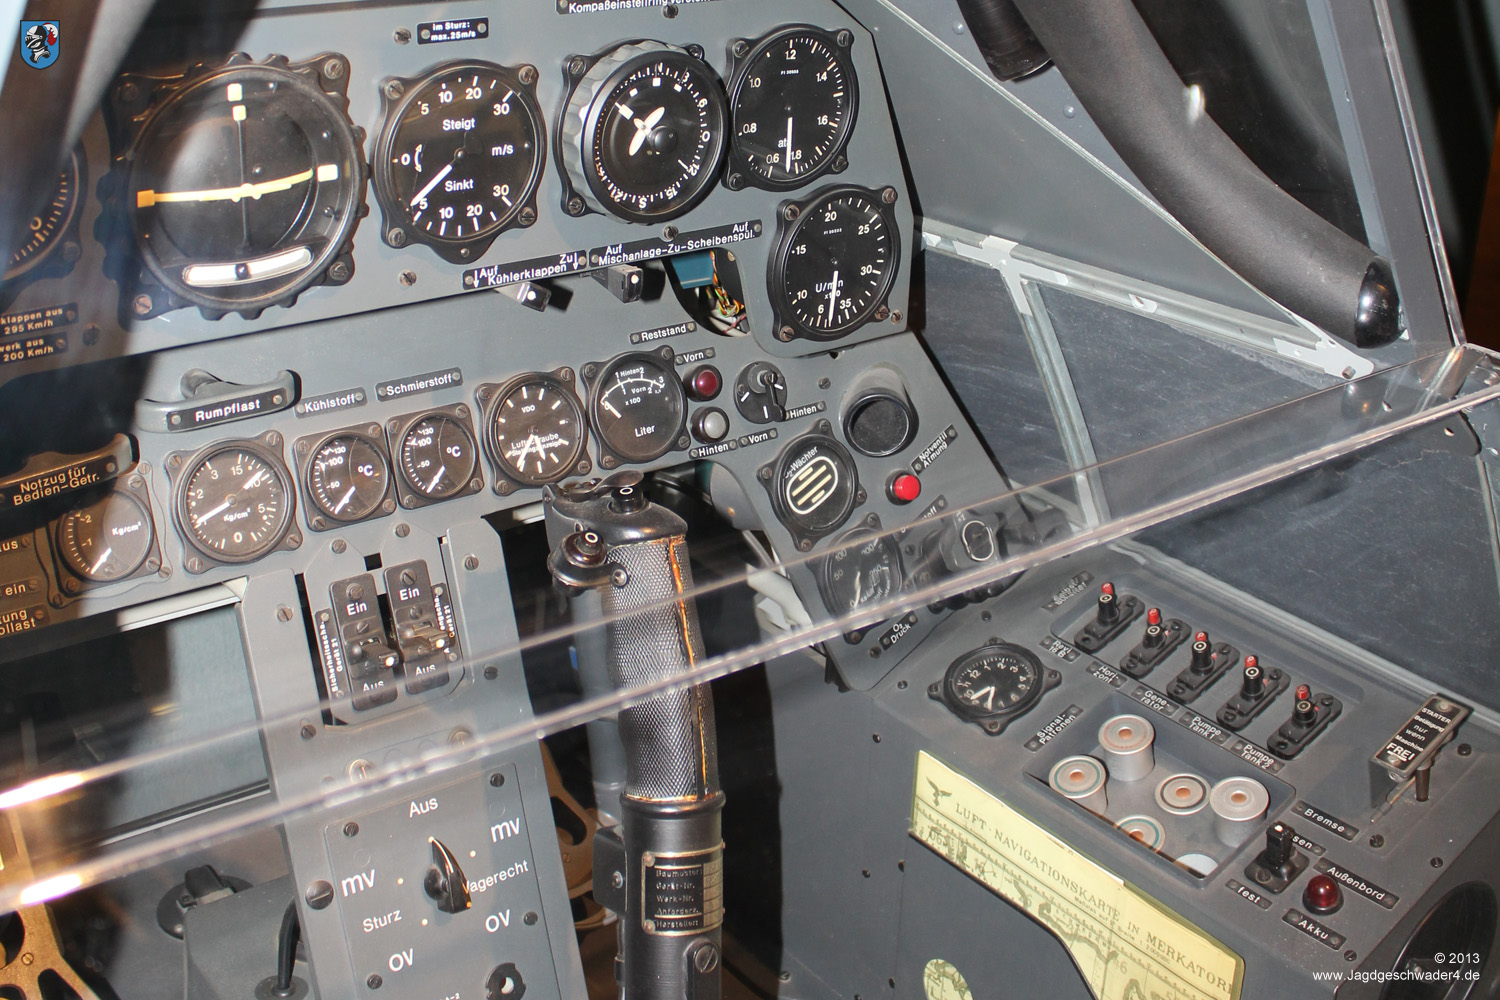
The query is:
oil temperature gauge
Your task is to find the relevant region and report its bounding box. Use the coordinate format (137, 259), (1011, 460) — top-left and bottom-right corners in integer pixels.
(57, 489), (155, 583)
(392, 410), (481, 507)
(929, 642), (1060, 735)
(589, 352), (687, 465)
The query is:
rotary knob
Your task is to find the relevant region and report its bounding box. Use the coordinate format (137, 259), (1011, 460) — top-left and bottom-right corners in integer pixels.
(561, 42), (729, 223)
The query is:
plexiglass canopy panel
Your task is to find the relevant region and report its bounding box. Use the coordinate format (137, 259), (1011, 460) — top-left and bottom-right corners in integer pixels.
(0, 1), (1493, 998)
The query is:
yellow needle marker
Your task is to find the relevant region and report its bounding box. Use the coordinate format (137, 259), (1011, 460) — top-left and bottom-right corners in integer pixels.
(136, 164), (338, 208)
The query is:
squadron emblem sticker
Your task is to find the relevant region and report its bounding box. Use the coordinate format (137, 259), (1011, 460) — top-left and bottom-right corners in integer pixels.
(19, 21), (59, 70)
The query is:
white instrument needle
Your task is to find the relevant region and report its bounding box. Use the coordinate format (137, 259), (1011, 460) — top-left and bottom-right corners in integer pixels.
(826, 269), (839, 323)
(410, 162), (454, 208)
(194, 500), (232, 527)
(241, 469), (266, 491)
(332, 485), (356, 515)
(629, 106), (667, 156)
(785, 116), (794, 171)
(90, 547), (113, 575)
(426, 466), (447, 494)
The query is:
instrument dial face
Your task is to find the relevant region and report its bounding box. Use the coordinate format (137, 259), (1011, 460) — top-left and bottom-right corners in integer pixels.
(398, 414), (478, 501)
(582, 48), (728, 222)
(819, 527), (902, 617)
(58, 490), (153, 583)
(377, 62), (544, 261)
(772, 434), (858, 539)
(179, 444), (293, 563)
(943, 644), (1044, 721)
(6, 148), (83, 282)
(772, 186), (899, 340)
(729, 27), (858, 189)
(591, 355), (687, 464)
(486, 375), (587, 486)
(123, 59), (363, 315)
(308, 433), (390, 523)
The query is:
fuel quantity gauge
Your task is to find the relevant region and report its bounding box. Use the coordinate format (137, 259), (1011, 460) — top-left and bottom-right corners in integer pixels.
(588, 352), (688, 465)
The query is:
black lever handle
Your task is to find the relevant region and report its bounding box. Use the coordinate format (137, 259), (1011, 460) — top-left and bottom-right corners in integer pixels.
(1000, 0), (1401, 349)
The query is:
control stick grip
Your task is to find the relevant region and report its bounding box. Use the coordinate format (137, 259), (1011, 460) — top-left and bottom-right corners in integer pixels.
(1005, 0), (1401, 348)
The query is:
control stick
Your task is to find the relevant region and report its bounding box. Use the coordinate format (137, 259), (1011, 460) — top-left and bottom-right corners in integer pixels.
(546, 475), (724, 1000)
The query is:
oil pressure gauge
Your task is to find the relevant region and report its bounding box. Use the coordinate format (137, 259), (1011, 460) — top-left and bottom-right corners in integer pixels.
(727, 25), (858, 190)
(769, 185), (900, 341)
(929, 642), (1060, 735)
(174, 438), (297, 567)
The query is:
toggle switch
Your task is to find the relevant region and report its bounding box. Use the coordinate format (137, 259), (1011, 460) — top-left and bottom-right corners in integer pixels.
(1072, 582), (1143, 653)
(1215, 653), (1289, 731)
(424, 837), (472, 914)
(1166, 630), (1239, 704)
(1120, 607), (1188, 678)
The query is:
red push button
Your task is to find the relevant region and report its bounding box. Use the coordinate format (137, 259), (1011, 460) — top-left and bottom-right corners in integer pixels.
(888, 473), (921, 504)
(1303, 874), (1343, 915)
(688, 366), (722, 401)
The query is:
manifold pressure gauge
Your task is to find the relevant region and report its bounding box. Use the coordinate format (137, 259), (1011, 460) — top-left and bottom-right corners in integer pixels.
(57, 489), (155, 583)
(726, 25), (859, 190)
(929, 642), (1060, 735)
(113, 53), (365, 319)
(560, 42), (729, 223)
(374, 61), (545, 263)
(769, 184), (900, 341)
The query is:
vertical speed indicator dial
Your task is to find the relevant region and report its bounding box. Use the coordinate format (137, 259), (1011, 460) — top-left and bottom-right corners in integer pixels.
(375, 61), (545, 263)
(728, 26), (858, 190)
(562, 43), (728, 223)
(769, 185), (900, 341)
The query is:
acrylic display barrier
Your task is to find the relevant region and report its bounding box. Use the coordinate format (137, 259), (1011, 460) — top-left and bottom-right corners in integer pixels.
(0, 0), (1494, 996)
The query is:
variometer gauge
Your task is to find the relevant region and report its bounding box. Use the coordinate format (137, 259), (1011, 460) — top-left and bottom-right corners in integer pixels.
(388, 407), (483, 508)
(56, 488), (156, 584)
(481, 372), (589, 488)
(588, 351), (688, 465)
(174, 438), (297, 568)
(297, 428), (394, 529)
(5, 147), (85, 287)
(561, 42), (728, 223)
(769, 184), (900, 341)
(112, 54), (365, 318)
(929, 642), (1060, 735)
(374, 61), (545, 263)
(727, 25), (858, 190)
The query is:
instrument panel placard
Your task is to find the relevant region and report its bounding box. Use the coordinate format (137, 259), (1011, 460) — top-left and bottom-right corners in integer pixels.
(910, 752), (1243, 1000)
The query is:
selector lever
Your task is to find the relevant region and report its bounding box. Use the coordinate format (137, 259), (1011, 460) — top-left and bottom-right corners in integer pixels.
(424, 837), (472, 914)
(1243, 820), (1309, 893)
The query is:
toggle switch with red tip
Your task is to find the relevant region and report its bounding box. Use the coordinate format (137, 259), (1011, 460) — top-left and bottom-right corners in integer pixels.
(1165, 629), (1240, 704)
(1188, 632), (1214, 673)
(1072, 581), (1143, 654)
(1270, 685), (1344, 760)
(1141, 608), (1164, 648)
(1120, 606), (1188, 678)
(1215, 652), (1289, 731)
(1303, 874), (1344, 915)
(1241, 656), (1263, 696)
(888, 472), (921, 504)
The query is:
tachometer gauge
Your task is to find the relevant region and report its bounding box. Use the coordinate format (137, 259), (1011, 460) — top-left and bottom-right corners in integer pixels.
(819, 525), (902, 617)
(769, 185), (900, 341)
(392, 410), (481, 506)
(562, 42), (728, 223)
(929, 642), (1060, 735)
(57, 489), (154, 583)
(5, 147), (84, 283)
(375, 61), (545, 263)
(482, 373), (588, 487)
(115, 54), (364, 318)
(177, 441), (295, 565)
(727, 26), (858, 190)
(301, 430), (393, 527)
(588, 351), (688, 464)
